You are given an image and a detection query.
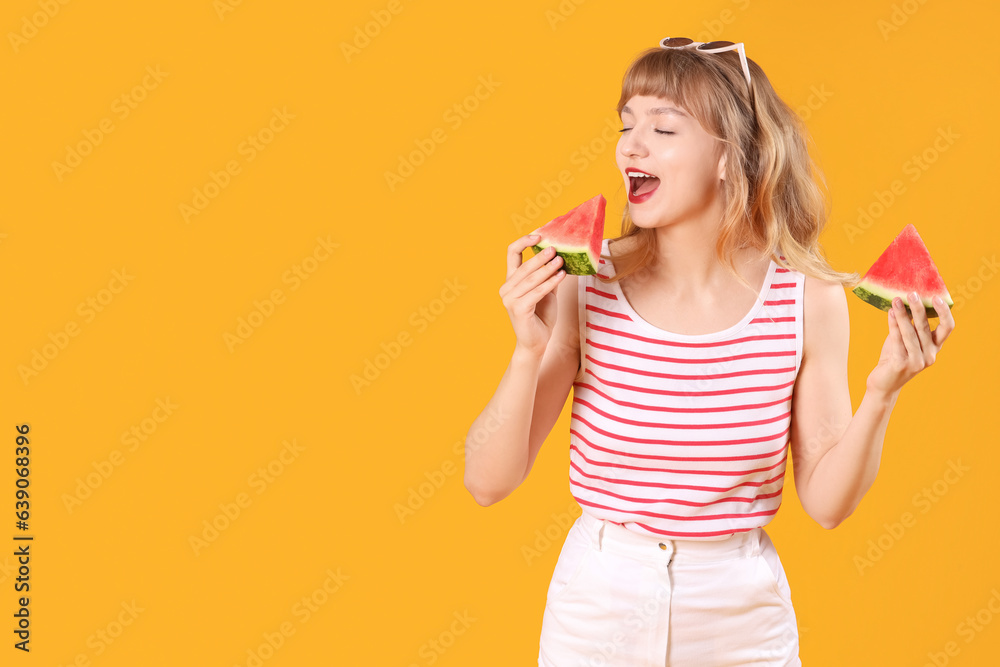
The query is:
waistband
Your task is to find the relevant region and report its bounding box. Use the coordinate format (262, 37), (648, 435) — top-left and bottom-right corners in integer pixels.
(577, 510), (762, 564)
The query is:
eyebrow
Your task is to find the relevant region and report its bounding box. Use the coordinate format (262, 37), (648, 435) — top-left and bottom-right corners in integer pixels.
(621, 104), (689, 118)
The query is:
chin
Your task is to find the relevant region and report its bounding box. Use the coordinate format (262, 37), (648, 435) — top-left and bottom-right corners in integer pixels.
(630, 208), (682, 233)
(627, 205), (662, 226)
(628, 213), (655, 228)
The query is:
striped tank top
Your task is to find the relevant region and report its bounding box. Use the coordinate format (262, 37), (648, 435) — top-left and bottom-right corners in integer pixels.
(570, 237), (805, 540)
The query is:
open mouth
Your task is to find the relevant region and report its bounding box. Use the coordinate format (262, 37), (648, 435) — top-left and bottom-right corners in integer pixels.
(627, 169), (661, 198)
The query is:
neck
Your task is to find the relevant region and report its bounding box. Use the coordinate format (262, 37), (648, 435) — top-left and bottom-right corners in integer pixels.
(646, 218), (764, 297)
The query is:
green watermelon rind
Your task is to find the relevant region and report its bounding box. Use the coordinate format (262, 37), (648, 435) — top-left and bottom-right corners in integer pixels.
(852, 283), (952, 319)
(530, 242), (597, 276)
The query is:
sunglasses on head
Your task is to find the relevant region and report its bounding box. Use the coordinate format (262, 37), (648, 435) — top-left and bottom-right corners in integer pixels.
(659, 37), (752, 95)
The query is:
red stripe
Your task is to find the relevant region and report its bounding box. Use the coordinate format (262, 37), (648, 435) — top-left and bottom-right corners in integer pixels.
(571, 412), (791, 448)
(573, 380), (791, 413)
(570, 475), (784, 507)
(569, 431), (788, 472)
(586, 354), (794, 381)
(574, 496), (781, 522)
(578, 367), (796, 397)
(586, 322), (795, 348)
(586, 304), (632, 321)
(569, 457), (786, 492)
(763, 299), (796, 306)
(586, 285), (618, 300)
(588, 338), (795, 365)
(573, 396), (791, 430)
(570, 431), (788, 463)
(770, 282), (797, 289)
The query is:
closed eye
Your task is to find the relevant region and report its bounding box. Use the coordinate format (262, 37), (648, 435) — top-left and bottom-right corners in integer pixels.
(619, 128), (675, 134)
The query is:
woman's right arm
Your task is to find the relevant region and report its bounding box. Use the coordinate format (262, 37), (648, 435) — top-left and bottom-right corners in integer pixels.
(463, 234), (581, 507)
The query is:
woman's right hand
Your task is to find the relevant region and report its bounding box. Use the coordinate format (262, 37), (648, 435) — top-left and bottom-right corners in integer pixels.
(499, 234), (567, 357)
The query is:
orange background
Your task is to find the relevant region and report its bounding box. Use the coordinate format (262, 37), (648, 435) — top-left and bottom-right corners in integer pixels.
(1, 0), (998, 665)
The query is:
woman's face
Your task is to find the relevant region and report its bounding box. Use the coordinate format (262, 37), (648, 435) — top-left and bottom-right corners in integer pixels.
(615, 94), (727, 229)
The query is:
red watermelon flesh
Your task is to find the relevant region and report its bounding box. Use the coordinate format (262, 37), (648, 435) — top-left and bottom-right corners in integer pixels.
(529, 194), (605, 275)
(852, 224), (953, 318)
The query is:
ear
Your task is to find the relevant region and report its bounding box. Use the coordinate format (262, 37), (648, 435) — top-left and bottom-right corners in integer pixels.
(717, 149), (727, 182)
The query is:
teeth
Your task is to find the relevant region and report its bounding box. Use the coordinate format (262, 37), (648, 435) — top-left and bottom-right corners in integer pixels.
(627, 171), (656, 178)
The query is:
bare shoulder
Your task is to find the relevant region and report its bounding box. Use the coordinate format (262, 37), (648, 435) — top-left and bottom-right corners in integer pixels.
(803, 274), (850, 357)
(552, 270), (581, 355)
(804, 273), (848, 306)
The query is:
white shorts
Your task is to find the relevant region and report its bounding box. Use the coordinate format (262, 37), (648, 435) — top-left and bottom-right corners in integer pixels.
(538, 510), (801, 666)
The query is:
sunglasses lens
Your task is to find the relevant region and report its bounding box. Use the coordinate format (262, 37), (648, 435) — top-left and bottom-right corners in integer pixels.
(699, 41), (735, 50)
(662, 37), (694, 47)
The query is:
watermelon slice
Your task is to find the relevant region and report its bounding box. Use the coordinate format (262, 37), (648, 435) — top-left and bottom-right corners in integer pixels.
(852, 224), (953, 318)
(529, 194), (605, 275)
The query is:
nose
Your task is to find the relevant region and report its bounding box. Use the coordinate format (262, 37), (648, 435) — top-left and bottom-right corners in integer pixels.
(618, 127), (647, 158)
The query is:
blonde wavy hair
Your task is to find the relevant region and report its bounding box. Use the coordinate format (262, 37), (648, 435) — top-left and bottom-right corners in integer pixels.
(598, 45), (860, 294)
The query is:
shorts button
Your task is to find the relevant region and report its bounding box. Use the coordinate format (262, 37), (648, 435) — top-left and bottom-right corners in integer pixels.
(658, 542), (667, 550)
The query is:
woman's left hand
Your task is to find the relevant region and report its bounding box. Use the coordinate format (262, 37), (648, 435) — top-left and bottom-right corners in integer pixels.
(866, 291), (955, 398)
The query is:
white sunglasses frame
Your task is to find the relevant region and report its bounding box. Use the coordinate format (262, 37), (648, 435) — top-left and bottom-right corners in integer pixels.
(658, 37), (752, 94)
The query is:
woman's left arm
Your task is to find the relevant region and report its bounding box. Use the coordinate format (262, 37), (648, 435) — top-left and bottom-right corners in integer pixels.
(788, 278), (956, 529)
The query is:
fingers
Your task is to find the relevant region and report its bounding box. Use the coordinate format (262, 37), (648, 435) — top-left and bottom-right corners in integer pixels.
(505, 234), (541, 283)
(501, 234), (565, 303)
(510, 247), (564, 301)
(931, 294), (956, 348)
(905, 291), (936, 365)
(524, 263), (568, 302)
(891, 296), (924, 366)
(887, 298), (904, 353)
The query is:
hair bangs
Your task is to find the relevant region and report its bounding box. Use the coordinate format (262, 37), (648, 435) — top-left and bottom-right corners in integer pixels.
(616, 48), (719, 137)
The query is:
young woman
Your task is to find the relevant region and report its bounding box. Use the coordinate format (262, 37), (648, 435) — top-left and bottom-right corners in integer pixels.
(464, 38), (954, 666)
